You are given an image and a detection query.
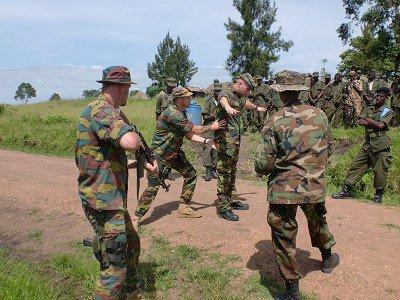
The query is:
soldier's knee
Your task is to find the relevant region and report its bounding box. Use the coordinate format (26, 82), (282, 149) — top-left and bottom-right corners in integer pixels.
(267, 207), (282, 229)
(93, 233), (128, 269)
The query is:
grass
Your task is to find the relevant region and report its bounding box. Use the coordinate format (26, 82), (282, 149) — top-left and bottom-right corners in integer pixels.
(379, 222), (400, 231)
(0, 234), (314, 299)
(1, 97), (399, 206)
(27, 229), (43, 244)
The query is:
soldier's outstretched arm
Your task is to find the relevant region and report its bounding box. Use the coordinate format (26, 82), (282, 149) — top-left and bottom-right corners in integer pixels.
(119, 132), (142, 152)
(190, 119), (227, 135)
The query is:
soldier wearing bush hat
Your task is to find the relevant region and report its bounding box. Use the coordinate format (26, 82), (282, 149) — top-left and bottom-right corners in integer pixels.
(333, 86), (393, 204)
(213, 73), (266, 221)
(256, 70), (339, 300)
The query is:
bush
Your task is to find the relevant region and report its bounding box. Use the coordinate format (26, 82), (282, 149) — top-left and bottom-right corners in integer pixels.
(49, 93), (61, 101)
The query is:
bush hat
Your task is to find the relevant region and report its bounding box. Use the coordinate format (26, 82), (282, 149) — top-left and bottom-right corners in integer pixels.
(270, 70), (309, 92)
(172, 87), (193, 99)
(97, 66), (136, 85)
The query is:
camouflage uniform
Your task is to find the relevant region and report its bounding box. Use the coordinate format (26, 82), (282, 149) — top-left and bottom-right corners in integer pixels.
(155, 77), (178, 118)
(255, 72), (336, 283)
(344, 104), (393, 191)
(214, 87), (247, 212)
(75, 91), (140, 299)
(135, 102), (197, 217)
(390, 78), (400, 126)
(345, 77), (364, 126)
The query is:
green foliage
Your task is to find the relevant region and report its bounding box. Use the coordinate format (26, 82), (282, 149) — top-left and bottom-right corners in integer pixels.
(49, 93), (61, 101)
(147, 32), (198, 88)
(14, 82), (36, 104)
(338, 26), (396, 75)
(0, 249), (59, 300)
(146, 85), (162, 98)
(225, 0), (293, 78)
(337, 0), (400, 71)
(82, 89), (100, 99)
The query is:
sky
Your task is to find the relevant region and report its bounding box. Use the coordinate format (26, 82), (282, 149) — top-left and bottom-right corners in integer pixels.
(0, 0), (350, 103)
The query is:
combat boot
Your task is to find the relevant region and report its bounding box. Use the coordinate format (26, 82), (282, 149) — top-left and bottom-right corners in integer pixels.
(230, 200), (249, 210)
(132, 215), (142, 232)
(320, 248), (340, 273)
(202, 167), (213, 181)
(373, 188), (384, 204)
(177, 203), (202, 218)
(274, 281), (300, 300)
(218, 209), (239, 221)
(332, 184), (351, 199)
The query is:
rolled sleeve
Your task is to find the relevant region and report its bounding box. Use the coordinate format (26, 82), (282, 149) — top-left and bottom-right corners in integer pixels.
(171, 111), (194, 134)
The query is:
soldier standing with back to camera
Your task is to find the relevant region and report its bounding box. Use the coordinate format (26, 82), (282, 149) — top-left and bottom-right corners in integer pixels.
(133, 87), (226, 228)
(75, 66), (158, 300)
(201, 80), (222, 181)
(214, 73), (266, 221)
(255, 70), (339, 300)
(332, 87), (393, 203)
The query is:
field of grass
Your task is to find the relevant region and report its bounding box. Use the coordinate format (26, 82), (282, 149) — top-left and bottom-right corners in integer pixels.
(0, 235), (314, 300)
(0, 97), (399, 205)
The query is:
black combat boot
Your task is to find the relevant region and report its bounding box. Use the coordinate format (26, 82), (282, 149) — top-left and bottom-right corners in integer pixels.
(275, 281), (300, 300)
(230, 201), (249, 210)
(218, 209), (239, 221)
(320, 248), (340, 273)
(211, 167), (218, 179)
(202, 167), (213, 181)
(373, 188), (384, 204)
(332, 184), (351, 199)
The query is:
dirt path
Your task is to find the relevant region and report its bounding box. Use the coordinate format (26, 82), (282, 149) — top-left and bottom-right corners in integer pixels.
(1, 149), (399, 299)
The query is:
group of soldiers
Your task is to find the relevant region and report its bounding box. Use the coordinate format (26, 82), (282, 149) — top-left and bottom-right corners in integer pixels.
(75, 65), (398, 300)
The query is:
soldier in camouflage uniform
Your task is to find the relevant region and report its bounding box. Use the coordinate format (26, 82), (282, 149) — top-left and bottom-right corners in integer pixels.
(333, 87), (393, 204)
(391, 72), (400, 127)
(251, 76), (269, 130)
(255, 70), (339, 300)
(307, 72), (325, 107)
(345, 71), (364, 127)
(155, 77), (178, 119)
(365, 70), (387, 106)
(214, 73), (267, 221)
(75, 66), (159, 300)
(316, 73), (332, 111)
(133, 87), (226, 227)
(201, 81), (222, 181)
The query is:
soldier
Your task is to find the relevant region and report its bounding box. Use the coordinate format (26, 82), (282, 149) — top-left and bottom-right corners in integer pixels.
(201, 81), (222, 181)
(333, 87), (393, 203)
(345, 70), (364, 127)
(214, 73), (266, 221)
(255, 70), (339, 300)
(317, 73), (332, 111)
(307, 71), (325, 107)
(251, 76), (269, 130)
(365, 70), (387, 105)
(324, 73), (346, 126)
(155, 77), (178, 119)
(133, 87), (226, 227)
(391, 72), (400, 127)
(75, 66), (158, 300)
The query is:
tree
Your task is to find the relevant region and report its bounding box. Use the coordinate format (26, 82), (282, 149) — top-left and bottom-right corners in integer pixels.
(14, 83), (36, 104)
(147, 32), (198, 88)
(82, 89), (100, 99)
(49, 93), (61, 101)
(225, 0), (293, 78)
(146, 85), (162, 98)
(338, 26), (396, 75)
(337, 0), (400, 71)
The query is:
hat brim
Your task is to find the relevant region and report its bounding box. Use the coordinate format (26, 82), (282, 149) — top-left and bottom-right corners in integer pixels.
(270, 84), (309, 92)
(97, 80), (137, 85)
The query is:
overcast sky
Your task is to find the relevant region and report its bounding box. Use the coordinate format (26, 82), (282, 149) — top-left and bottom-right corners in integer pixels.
(0, 0), (349, 103)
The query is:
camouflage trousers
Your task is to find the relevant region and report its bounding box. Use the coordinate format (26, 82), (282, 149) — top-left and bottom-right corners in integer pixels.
(267, 202), (336, 282)
(345, 146), (392, 190)
(202, 132), (217, 168)
(83, 205), (140, 300)
(135, 151), (197, 217)
(216, 146), (239, 212)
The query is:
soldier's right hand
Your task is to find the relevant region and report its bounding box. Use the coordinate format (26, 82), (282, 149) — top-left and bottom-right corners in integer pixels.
(225, 106), (240, 116)
(211, 119), (227, 130)
(145, 161), (159, 174)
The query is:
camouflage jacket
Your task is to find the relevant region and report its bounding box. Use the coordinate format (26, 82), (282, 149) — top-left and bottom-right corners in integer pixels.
(152, 103), (194, 162)
(214, 87), (247, 156)
(155, 91), (173, 115)
(255, 103), (333, 205)
(75, 94), (134, 210)
(361, 104), (393, 152)
(202, 95), (218, 125)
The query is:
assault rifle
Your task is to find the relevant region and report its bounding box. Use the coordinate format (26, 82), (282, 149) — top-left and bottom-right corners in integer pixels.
(135, 130), (170, 201)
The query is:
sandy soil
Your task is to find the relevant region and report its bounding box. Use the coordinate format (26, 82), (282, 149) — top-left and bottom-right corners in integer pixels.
(0, 149), (399, 299)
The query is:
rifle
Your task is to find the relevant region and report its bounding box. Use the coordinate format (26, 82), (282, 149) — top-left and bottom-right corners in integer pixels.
(135, 130), (170, 201)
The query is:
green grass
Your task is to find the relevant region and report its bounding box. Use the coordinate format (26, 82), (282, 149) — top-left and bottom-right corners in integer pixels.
(27, 229), (43, 244)
(1, 98), (399, 206)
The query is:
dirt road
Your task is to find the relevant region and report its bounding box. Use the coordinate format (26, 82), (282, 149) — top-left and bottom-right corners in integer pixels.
(1, 149), (399, 299)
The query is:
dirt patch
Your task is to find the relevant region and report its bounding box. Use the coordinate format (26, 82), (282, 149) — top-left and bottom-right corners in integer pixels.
(1, 149), (400, 299)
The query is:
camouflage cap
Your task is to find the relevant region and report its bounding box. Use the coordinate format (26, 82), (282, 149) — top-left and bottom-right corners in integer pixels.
(312, 71), (319, 77)
(270, 70), (309, 92)
(97, 66), (136, 85)
(172, 87), (193, 99)
(213, 83), (223, 92)
(166, 77), (178, 87)
(324, 73), (331, 78)
(213, 79), (220, 84)
(238, 73), (256, 90)
(376, 86), (391, 95)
